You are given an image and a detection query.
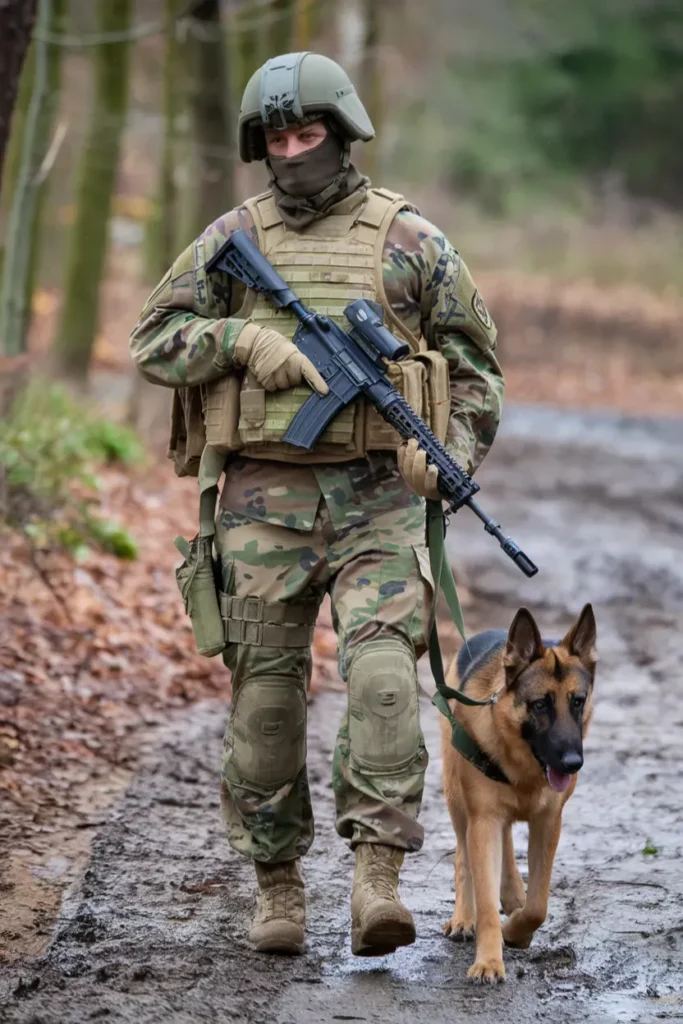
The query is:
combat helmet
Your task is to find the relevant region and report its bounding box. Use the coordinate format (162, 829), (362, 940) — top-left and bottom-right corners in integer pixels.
(238, 52), (375, 162)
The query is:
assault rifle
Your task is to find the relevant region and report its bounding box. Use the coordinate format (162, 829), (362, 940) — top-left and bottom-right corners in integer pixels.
(206, 229), (538, 578)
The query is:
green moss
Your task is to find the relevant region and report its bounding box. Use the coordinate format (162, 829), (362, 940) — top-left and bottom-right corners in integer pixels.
(0, 382), (141, 558)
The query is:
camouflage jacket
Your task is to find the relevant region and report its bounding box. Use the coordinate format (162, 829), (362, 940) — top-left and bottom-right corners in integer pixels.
(129, 189), (504, 529)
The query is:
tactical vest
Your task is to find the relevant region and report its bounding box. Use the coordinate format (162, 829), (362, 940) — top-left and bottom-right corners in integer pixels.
(202, 187), (451, 464)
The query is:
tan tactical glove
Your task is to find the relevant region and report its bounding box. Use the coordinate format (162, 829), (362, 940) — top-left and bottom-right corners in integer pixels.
(397, 438), (442, 500)
(233, 323), (328, 395)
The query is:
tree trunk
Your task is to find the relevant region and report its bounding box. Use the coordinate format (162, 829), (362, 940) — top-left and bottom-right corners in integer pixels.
(294, 0), (319, 48)
(0, 0), (38, 181)
(145, 0), (180, 280)
(53, 0), (133, 381)
(0, 0), (61, 355)
(268, 0), (295, 56)
(0, 0), (67, 354)
(230, 0), (261, 97)
(0, 15), (37, 230)
(338, 0), (363, 77)
(359, 0), (383, 182)
(0, 0), (38, 386)
(184, 0), (233, 242)
(24, 1), (66, 330)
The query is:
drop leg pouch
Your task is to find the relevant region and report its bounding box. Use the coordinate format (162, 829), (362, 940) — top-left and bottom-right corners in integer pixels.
(175, 534), (226, 657)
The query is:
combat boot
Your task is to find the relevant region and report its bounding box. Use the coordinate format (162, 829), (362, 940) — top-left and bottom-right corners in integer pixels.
(249, 859), (305, 955)
(351, 843), (416, 956)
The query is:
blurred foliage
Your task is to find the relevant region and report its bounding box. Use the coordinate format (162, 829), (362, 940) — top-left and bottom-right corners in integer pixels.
(0, 383), (142, 559)
(443, 1), (683, 213)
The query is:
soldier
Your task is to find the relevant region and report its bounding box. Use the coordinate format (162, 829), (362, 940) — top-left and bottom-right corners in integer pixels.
(130, 52), (503, 957)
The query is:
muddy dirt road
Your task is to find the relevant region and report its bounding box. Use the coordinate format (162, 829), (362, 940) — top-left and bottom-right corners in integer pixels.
(2, 406), (682, 1024)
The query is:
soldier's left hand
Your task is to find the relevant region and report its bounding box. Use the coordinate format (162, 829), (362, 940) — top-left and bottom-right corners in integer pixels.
(397, 438), (441, 500)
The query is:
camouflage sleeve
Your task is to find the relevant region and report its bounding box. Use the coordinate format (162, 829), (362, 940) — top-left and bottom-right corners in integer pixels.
(382, 210), (504, 472)
(129, 206), (256, 387)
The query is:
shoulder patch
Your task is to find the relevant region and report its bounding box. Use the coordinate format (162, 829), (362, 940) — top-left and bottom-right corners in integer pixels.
(472, 290), (493, 330)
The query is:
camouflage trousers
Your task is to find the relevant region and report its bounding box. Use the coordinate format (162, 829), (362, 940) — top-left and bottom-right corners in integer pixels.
(214, 497), (433, 864)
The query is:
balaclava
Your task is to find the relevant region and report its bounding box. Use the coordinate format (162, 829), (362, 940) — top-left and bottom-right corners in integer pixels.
(266, 120), (369, 230)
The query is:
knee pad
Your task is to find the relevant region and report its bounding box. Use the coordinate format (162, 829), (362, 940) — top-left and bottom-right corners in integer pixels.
(347, 639), (420, 772)
(228, 676), (306, 789)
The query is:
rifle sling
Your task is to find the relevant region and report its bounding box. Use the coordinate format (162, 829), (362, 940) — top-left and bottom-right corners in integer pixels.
(199, 446), (227, 538)
(174, 444), (225, 557)
(426, 500), (510, 786)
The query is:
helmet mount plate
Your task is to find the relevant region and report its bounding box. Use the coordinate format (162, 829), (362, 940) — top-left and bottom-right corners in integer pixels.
(260, 54), (306, 129)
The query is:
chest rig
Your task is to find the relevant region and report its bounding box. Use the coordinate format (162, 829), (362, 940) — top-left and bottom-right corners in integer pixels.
(202, 187), (451, 463)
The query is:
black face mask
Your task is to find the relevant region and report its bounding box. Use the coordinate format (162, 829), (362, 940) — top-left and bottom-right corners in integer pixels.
(267, 131), (345, 198)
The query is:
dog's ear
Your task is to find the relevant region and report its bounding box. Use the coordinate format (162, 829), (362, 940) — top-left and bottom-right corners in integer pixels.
(504, 607), (544, 686)
(560, 603), (597, 671)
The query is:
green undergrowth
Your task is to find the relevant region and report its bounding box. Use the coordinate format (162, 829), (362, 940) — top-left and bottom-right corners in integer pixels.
(0, 382), (143, 559)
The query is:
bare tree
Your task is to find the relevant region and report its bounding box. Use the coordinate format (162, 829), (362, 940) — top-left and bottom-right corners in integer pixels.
(146, 0), (181, 280)
(230, 0), (261, 96)
(268, 0), (295, 55)
(0, 0), (39, 397)
(0, 0), (38, 182)
(183, 0), (234, 241)
(53, 0), (133, 381)
(0, 0), (67, 355)
(359, 0), (383, 182)
(293, 0), (321, 48)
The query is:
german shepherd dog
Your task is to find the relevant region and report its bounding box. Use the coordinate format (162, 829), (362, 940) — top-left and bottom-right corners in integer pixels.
(440, 604), (596, 983)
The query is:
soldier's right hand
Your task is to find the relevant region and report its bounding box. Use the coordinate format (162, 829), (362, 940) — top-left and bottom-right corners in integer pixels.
(233, 323), (328, 395)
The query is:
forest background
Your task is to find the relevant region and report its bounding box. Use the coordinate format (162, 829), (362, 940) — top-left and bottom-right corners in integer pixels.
(0, 0), (682, 955)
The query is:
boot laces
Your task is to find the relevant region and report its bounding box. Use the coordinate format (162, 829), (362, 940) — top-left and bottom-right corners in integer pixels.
(255, 862), (303, 922)
(261, 883), (300, 919)
(359, 846), (400, 900)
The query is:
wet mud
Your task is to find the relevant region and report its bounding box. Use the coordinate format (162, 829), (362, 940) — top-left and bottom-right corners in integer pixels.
(2, 405), (682, 1023)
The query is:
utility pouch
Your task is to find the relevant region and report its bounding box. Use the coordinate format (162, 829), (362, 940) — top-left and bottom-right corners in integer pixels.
(416, 350), (450, 444)
(203, 374), (242, 452)
(174, 534), (225, 657)
(173, 445), (227, 657)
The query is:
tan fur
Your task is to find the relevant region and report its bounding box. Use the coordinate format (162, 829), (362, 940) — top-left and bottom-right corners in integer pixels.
(440, 606), (596, 983)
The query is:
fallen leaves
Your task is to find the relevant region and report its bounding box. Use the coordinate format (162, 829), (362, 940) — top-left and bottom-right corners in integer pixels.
(0, 463), (341, 841)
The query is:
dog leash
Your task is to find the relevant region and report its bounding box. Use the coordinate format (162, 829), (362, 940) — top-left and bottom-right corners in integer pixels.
(426, 500), (510, 785)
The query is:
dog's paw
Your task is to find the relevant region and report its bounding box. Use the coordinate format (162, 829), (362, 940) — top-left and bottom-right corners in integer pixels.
(502, 929), (534, 949)
(502, 911), (536, 949)
(467, 958), (506, 984)
(442, 918), (475, 942)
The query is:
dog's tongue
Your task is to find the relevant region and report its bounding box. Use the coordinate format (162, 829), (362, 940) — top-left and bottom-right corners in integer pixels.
(546, 766), (573, 793)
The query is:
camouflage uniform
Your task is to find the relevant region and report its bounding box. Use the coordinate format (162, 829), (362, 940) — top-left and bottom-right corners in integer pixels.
(130, 201), (503, 864)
